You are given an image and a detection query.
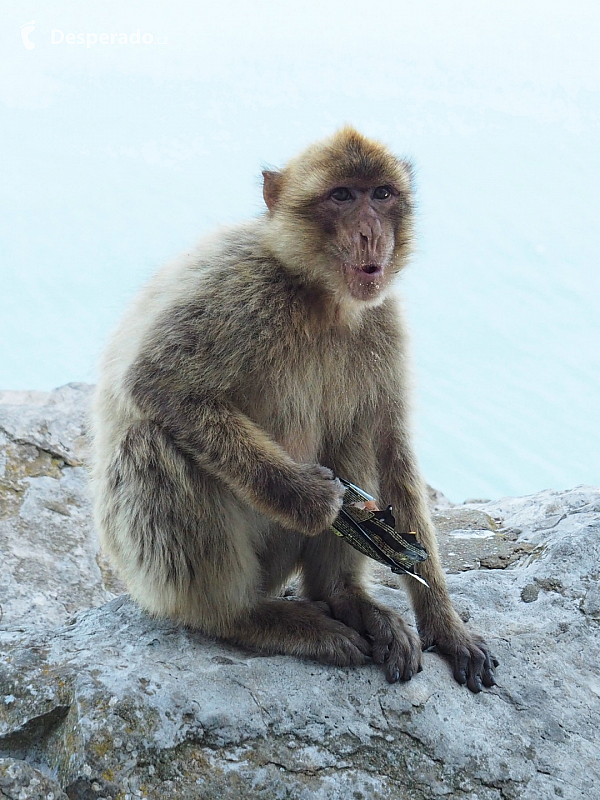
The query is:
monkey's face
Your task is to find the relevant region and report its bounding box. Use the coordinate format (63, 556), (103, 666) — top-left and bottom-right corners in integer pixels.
(262, 128), (414, 309)
(315, 182), (404, 304)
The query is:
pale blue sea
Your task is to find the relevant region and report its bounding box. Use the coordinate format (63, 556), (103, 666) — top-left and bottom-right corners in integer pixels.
(2, 0), (599, 501)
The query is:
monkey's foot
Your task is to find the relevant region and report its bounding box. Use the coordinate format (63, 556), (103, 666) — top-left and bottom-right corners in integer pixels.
(226, 598), (371, 668)
(311, 615), (373, 667)
(420, 626), (498, 693)
(326, 593), (422, 684)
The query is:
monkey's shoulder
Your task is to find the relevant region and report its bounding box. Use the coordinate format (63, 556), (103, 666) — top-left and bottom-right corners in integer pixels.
(148, 231), (305, 338)
(134, 223), (408, 392)
(129, 224), (311, 382)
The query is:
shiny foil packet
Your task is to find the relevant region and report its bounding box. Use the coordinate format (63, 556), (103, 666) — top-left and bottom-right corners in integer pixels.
(331, 479), (429, 586)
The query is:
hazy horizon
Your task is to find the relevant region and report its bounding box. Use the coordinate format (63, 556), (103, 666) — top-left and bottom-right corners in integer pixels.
(2, 0), (599, 502)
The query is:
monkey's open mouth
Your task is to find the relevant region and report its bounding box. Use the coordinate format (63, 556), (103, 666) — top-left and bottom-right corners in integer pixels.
(358, 264), (383, 276)
(342, 262), (386, 300)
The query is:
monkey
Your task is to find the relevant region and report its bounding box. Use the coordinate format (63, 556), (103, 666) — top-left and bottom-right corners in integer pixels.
(91, 126), (497, 692)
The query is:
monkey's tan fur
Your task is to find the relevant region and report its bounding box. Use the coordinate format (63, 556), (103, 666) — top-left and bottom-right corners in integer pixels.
(91, 128), (496, 689)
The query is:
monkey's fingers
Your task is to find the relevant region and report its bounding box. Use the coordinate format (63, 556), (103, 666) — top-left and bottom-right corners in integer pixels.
(463, 635), (498, 692)
(480, 643), (500, 689)
(292, 464), (345, 535)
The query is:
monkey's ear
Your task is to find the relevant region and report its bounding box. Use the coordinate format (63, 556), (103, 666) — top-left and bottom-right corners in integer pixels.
(262, 170), (283, 212)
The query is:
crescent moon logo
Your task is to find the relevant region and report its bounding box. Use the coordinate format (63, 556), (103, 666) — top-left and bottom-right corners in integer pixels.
(21, 20), (35, 50)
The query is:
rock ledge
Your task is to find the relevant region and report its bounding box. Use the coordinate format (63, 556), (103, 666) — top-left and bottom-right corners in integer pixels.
(1, 386), (599, 799)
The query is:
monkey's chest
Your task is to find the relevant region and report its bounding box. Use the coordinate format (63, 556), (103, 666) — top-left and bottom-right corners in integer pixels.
(245, 356), (368, 463)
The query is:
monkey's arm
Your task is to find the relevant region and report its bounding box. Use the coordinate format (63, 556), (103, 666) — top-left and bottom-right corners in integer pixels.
(375, 395), (498, 692)
(128, 361), (342, 535)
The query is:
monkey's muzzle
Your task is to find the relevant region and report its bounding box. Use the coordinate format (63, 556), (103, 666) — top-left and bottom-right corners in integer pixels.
(331, 479), (429, 586)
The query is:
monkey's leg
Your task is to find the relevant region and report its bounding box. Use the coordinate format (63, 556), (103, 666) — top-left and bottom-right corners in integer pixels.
(224, 596), (371, 666)
(303, 437), (421, 683)
(300, 528), (422, 684)
(99, 420), (264, 632)
(101, 422), (369, 665)
(220, 521), (371, 665)
(377, 424), (498, 692)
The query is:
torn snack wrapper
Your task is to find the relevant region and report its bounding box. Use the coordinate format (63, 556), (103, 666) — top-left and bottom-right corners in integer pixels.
(330, 479), (430, 587)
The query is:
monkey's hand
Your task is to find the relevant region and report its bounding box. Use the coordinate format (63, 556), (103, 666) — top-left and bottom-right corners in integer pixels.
(280, 464), (345, 536)
(419, 621), (498, 693)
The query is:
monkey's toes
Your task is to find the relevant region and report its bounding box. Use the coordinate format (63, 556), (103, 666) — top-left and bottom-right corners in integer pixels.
(430, 632), (498, 693)
(325, 596), (422, 684)
(455, 635), (498, 693)
(360, 607), (422, 684)
(316, 619), (372, 667)
(372, 625), (422, 684)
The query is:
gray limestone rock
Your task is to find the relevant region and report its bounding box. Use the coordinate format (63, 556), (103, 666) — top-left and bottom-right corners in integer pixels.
(0, 384), (123, 630)
(0, 757), (67, 799)
(0, 385), (598, 799)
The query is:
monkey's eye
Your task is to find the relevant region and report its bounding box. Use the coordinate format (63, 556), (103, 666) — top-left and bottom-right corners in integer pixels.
(331, 187), (352, 202)
(373, 186), (392, 200)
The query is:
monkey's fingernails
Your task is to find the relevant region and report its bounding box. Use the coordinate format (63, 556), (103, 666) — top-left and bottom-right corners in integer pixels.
(453, 647), (470, 685)
(387, 668), (400, 684)
(483, 669), (497, 688)
(482, 650), (499, 686)
(454, 668), (467, 685)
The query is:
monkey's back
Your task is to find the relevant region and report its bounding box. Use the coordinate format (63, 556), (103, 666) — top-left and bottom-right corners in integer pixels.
(91, 223), (260, 468)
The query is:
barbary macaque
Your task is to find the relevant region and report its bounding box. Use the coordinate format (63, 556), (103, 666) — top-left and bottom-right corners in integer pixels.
(92, 127), (497, 691)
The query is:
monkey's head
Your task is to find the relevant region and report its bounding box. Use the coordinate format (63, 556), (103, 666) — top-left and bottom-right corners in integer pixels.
(262, 127), (414, 308)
